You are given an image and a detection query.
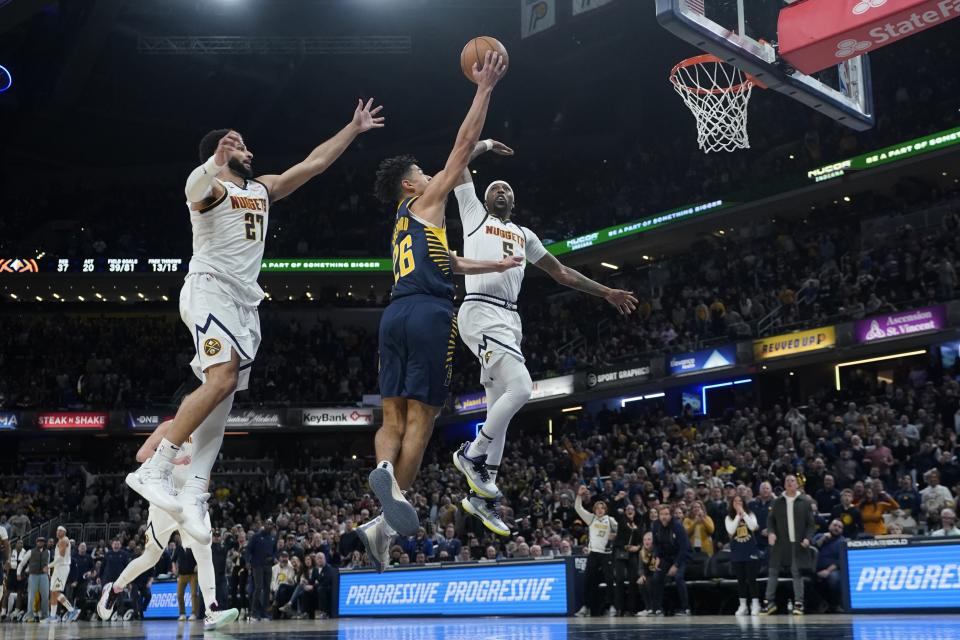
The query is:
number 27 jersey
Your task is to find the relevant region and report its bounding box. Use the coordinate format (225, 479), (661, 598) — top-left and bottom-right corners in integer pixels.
(187, 178), (270, 307)
(390, 196), (455, 302)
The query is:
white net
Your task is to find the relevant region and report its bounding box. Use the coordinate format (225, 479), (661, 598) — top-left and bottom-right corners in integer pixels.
(670, 56), (756, 153)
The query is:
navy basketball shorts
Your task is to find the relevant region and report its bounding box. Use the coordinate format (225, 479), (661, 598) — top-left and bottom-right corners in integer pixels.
(378, 294), (458, 407)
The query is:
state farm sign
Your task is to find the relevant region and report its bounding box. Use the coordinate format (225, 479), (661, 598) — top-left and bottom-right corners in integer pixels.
(779, 0), (960, 75)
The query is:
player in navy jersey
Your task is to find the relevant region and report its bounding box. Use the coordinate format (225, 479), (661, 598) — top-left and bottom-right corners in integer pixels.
(358, 51), (516, 565)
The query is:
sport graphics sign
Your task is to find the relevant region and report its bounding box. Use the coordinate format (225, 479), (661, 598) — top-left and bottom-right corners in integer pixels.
(845, 537), (960, 610)
(668, 346), (735, 375)
(338, 560), (570, 616)
(753, 326), (836, 360)
(855, 305), (945, 343)
(585, 362), (651, 390)
(302, 407), (375, 427)
(37, 412), (108, 430)
(779, 0), (960, 75)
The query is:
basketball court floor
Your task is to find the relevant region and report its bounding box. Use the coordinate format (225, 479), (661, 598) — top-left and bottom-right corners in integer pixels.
(0, 615), (953, 640)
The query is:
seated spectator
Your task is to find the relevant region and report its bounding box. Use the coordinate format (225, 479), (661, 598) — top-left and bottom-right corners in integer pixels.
(435, 526), (462, 559)
(930, 509), (960, 536)
(831, 489), (863, 539)
(856, 484), (900, 536)
(270, 552), (296, 616)
(883, 509), (918, 535)
(894, 475), (923, 518)
(815, 475), (841, 514)
(921, 470), (956, 530)
(813, 520), (846, 612)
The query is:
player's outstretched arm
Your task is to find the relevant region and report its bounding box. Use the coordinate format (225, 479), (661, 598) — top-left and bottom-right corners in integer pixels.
(533, 253), (638, 315)
(413, 51), (507, 224)
(455, 139), (515, 187)
(451, 253), (522, 275)
(258, 98), (384, 202)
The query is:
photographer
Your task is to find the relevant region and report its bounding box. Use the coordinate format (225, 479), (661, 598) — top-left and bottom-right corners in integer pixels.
(573, 485), (618, 617)
(612, 495), (643, 616)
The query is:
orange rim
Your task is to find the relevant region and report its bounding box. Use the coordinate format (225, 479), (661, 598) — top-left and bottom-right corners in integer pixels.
(669, 54), (767, 95)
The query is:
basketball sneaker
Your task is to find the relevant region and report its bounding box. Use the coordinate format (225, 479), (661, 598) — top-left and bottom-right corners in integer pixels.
(126, 458), (182, 515)
(204, 603), (239, 630)
(178, 491), (212, 546)
(453, 442), (500, 499)
(358, 515), (395, 573)
(368, 463), (419, 536)
(461, 492), (510, 536)
(66, 608), (81, 622)
(97, 582), (121, 621)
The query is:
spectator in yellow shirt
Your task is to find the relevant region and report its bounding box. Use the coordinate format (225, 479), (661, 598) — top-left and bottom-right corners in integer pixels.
(683, 501), (715, 557)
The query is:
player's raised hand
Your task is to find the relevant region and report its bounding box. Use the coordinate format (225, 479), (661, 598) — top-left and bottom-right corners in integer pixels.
(494, 255), (524, 272)
(214, 131), (243, 166)
(473, 50), (508, 90)
(490, 140), (514, 156)
(352, 98), (385, 133)
(605, 289), (638, 315)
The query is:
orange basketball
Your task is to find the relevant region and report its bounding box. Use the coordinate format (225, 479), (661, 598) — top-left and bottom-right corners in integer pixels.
(460, 36), (509, 83)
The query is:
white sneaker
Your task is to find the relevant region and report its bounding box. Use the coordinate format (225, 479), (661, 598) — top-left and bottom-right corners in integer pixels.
(178, 614), (186, 621)
(452, 442), (500, 499)
(177, 491), (212, 546)
(126, 458), (182, 514)
(368, 463), (419, 536)
(574, 605), (590, 617)
(97, 582), (121, 621)
(204, 605), (239, 630)
(461, 493), (510, 536)
(606, 606), (618, 617)
(635, 610), (652, 617)
(735, 598), (749, 616)
(187, 614), (196, 621)
(357, 515), (394, 573)
(750, 599), (761, 616)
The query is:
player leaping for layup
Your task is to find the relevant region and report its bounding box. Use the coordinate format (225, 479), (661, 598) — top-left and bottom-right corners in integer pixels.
(360, 51), (519, 570)
(101, 416), (238, 630)
(127, 99), (385, 546)
(451, 144), (638, 535)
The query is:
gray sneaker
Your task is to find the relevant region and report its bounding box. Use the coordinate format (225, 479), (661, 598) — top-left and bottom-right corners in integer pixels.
(453, 442), (500, 499)
(358, 515), (395, 572)
(461, 492), (510, 536)
(369, 463), (419, 536)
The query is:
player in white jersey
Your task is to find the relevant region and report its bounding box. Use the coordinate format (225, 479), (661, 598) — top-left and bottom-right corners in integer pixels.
(101, 415), (239, 629)
(127, 99), (385, 544)
(451, 140), (638, 535)
(48, 526), (79, 622)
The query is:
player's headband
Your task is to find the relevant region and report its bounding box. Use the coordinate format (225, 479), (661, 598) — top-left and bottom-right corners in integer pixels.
(484, 180), (513, 202)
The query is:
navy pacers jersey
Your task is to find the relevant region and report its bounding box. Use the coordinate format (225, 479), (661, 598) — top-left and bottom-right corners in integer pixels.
(379, 196), (458, 407)
(390, 196), (455, 301)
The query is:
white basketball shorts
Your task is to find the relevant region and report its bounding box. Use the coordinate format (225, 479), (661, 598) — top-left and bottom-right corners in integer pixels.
(457, 301), (525, 385)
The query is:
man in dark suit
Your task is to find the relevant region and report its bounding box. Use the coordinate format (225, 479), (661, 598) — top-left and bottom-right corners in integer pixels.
(315, 552), (336, 619)
(761, 475), (816, 616)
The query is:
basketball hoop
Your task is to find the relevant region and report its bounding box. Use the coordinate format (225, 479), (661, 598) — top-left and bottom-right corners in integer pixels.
(669, 54), (765, 153)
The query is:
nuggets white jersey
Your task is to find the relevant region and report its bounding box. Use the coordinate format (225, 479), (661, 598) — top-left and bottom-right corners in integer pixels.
(454, 183), (548, 303)
(187, 178), (270, 307)
(52, 538), (71, 568)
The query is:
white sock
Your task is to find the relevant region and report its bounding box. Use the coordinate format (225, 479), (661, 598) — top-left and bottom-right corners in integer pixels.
(465, 428), (495, 459)
(487, 466), (499, 484)
(378, 460), (395, 475)
(154, 437), (180, 463)
(184, 393), (234, 493)
(49, 604), (57, 618)
(57, 595), (73, 612)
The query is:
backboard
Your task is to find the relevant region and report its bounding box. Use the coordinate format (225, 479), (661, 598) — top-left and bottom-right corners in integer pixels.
(656, 0), (875, 131)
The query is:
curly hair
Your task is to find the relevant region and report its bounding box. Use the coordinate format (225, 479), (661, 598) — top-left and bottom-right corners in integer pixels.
(198, 128), (237, 162)
(374, 155), (418, 205)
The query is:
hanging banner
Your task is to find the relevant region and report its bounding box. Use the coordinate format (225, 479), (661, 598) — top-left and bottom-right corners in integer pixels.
(753, 326), (836, 360)
(668, 346), (736, 376)
(522, 0), (556, 38)
(453, 392), (488, 415)
(225, 410), (282, 429)
(572, 0), (614, 16)
(855, 305), (946, 343)
(585, 362), (651, 390)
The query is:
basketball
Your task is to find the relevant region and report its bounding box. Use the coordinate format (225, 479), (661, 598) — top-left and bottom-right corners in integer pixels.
(460, 36), (509, 83)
